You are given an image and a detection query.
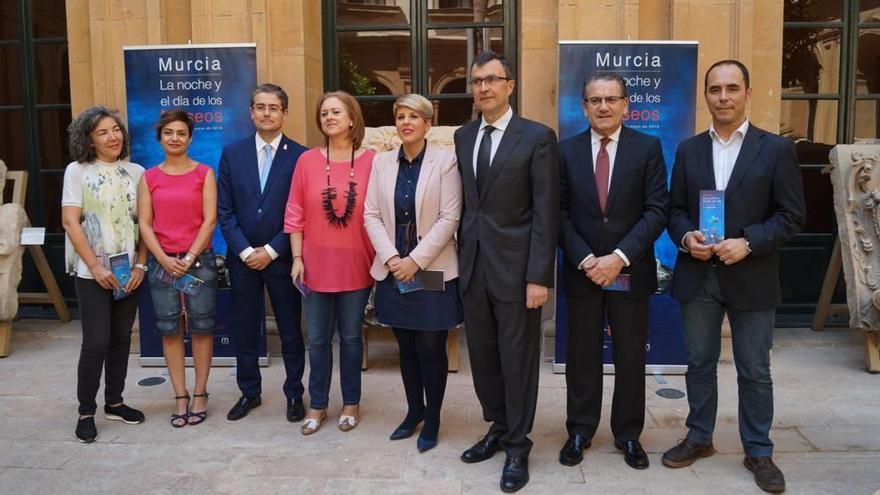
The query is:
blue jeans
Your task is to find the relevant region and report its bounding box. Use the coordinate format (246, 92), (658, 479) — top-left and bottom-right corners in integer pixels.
(147, 250), (218, 335)
(303, 286), (371, 409)
(681, 267), (775, 457)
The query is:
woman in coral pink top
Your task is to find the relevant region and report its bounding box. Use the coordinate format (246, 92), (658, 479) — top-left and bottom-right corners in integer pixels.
(285, 91), (375, 435)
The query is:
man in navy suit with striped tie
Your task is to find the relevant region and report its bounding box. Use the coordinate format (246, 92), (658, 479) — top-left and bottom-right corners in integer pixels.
(218, 84), (308, 422)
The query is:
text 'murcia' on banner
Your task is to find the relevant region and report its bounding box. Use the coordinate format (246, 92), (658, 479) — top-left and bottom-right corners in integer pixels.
(123, 43), (257, 257)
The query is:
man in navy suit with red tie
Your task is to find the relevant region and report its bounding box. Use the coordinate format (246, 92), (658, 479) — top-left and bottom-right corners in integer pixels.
(218, 84), (308, 422)
(557, 73), (668, 470)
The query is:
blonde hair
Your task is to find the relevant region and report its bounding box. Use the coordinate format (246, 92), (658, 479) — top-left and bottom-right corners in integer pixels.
(393, 94), (434, 122)
(315, 91), (366, 149)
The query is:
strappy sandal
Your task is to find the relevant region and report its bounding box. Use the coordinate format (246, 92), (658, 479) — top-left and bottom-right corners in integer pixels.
(300, 408), (327, 436)
(188, 392), (209, 425)
(171, 393), (189, 428)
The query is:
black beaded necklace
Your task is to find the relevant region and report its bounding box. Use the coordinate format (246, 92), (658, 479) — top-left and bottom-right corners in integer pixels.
(321, 145), (358, 229)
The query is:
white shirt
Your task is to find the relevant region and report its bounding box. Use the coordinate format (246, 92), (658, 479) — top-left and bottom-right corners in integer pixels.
(709, 119), (749, 191)
(238, 132), (283, 262)
(471, 106), (513, 176)
(255, 132), (282, 179)
(578, 125), (629, 269)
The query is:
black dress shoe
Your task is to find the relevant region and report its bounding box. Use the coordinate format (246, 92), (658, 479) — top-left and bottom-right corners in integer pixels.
(287, 398), (305, 423)
(744, 456), (786, 493)
(615, 439), (650, 469)
(559, 433), (591, 466)
(227, 396), (261, 421)
(460, 435), (501, 463)
(500, 456), (529, 493)
(662, 438), (715, 468)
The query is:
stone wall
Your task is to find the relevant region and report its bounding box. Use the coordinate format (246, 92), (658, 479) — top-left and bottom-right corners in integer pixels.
(66, 0), (324, 146)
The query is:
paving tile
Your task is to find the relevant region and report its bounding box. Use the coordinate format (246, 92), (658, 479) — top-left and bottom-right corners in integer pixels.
(1, 321), (878, 494)
(796, 425), (880, 452)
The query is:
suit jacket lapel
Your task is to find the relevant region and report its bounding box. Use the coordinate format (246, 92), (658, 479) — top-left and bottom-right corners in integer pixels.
(724, 127), (763, 200)
(260, 135), (289, 201)
(415, 146), (436, 224)
(698, 132), (717, 190)
(481, 115), (522, 201)
(459, 121), (480, 205)
(576, 130), (602, 214)
(605, 126), (632, 214)
(245, 138), (262, 198)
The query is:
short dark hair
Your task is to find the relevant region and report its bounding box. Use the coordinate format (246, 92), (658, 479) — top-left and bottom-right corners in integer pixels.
(251, 83), (289, 110)
(67, 106), (130, 163)
(470, 50), (514, 80)
(154, 109), (194, 141)
(582, 72), (629, 99)
(704, 59), (750, 91)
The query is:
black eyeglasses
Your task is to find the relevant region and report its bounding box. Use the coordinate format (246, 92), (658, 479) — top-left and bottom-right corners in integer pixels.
(584, 96), (626, 107)
(470, 75), (511, 87)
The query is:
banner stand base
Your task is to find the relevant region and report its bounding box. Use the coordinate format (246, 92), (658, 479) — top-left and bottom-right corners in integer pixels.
(139, 356), (270, 367)
(553, 363), (687, 375)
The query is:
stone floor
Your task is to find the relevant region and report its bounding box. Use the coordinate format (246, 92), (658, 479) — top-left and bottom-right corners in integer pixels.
(0, 319), (878, 494)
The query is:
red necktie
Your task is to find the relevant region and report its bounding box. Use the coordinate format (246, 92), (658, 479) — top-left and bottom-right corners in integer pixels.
(595, 137), (610, 211)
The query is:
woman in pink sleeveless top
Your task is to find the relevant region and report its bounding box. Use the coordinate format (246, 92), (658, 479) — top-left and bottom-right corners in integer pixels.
(138, 110), (218, 428)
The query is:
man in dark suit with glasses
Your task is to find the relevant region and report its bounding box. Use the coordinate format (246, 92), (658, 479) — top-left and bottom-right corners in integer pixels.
(454, 51), (559, 493)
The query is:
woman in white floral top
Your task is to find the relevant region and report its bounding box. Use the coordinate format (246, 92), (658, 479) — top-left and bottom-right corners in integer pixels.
(61, 106), (148, 443)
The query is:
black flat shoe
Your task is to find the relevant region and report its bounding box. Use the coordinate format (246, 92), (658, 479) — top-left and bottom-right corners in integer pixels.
(559, 433), (591, 466)
(389, 416), (423, 441)
(75, 416), (97, 443)
(615, 439), (650, 470)
(461, 434), (501, 463)
(500, 456), (529, 493)
(227, 395), (261, 421)
(104, 403), (145, 424)
(287, 398), (305, 423)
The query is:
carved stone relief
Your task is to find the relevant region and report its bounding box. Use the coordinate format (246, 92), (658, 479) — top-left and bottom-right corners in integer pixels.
(827, 145), (880, 329)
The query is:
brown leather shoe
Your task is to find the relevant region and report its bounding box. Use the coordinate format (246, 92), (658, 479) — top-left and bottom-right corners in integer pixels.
(744, 456), (786, 493)
(661, 438), (715, 468)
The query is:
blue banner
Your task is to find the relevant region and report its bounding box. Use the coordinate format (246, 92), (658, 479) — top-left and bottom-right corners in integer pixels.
(555, 41), (698, 373)
(124, 43), (256, 257)
(124, 44), (263, 364)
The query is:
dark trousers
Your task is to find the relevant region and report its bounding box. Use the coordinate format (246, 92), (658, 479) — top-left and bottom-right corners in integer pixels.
(75, 277), (139, 416)
(462, 255), (542, 458)
(393, 328), (448, 440)
(565, 292), (648, 441)
(229, 266), (305, 401)
(681, 267), (775, 457)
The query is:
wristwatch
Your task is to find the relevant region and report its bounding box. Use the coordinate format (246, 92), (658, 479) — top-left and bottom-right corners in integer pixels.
(134, 263), (148, 272)
(183, 253), (195, 264)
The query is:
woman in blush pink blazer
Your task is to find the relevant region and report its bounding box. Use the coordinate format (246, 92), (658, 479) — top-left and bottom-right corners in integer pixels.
(363, 94), (463, 453)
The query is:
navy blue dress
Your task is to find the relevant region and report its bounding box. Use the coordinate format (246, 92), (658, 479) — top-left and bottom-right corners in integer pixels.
(374, 144), (463, 331)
